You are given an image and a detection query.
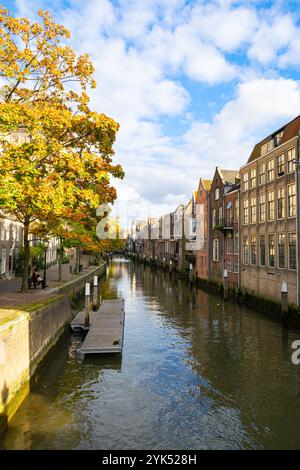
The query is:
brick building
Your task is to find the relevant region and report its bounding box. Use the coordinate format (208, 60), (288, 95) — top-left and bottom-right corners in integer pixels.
(195, 179), (212, 282)
(224, 183), (240, 291)
(240, 115), (300, 306)
(209, 167), (239, 286)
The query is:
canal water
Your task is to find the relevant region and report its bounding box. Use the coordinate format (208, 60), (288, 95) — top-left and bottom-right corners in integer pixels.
(1, 257), (300, 450)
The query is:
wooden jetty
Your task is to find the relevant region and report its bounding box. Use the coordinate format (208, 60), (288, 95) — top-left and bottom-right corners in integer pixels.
(77, 298), (125, 356)
(70, 310), (97, 331)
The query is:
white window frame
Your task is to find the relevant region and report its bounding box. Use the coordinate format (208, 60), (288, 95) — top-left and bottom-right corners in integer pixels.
(213, 239), (219, 262)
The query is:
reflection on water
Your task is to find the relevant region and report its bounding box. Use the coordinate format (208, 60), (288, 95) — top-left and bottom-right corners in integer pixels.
(1, 258), (300, 450)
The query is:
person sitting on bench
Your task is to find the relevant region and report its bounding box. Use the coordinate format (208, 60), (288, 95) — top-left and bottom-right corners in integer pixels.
(31, 269), (42, 289)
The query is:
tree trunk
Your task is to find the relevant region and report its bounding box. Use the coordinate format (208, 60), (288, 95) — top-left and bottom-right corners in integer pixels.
(58, 237), (63, 282)
(75, 246), (80, 274)
(21, 221), (30, 292)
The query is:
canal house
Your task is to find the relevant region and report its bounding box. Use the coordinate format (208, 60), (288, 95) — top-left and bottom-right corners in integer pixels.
(195, 178), (212, 283)
(239, 115), (300, 306)
(170, 204), (185, 271)
(209, 167), (239, 287)
(223, 182), (240, 291)
(182, 192), (197, 277)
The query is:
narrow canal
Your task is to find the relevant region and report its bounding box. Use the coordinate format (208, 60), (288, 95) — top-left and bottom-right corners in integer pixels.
(1, 257), (300, 450)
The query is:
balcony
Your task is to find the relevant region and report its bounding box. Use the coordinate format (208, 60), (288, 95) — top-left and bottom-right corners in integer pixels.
(223, 217), (234, 230)
(213, 218), (234, 232)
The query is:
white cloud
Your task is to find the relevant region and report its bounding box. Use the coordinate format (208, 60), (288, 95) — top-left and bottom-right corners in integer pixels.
(10, 0), (300, 229)
(248, 14), (296, 65)
(183, 77), (300, 170)
(191, 4), (258, 52)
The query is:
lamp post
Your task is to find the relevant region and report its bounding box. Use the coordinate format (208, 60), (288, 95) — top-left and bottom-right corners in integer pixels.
(42, 239), (49, 289)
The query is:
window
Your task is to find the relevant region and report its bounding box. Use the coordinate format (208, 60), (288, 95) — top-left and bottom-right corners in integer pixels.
(277, 187), (285, 219)
(218, 206), (222, 223)
(259, 194), (266, 223)
(226, 203), (232, 225)
(267, 191), (274, 221)
(226, 234), (233, 253)
(288, 183), (296, 218)
(234, 199), (239, 222)
(259, 163), (266, 185)
(234, 258), (239, 273)
(226, 259), (232, 272)
(261, 142), (268, 156)
(212, 208), (216, 228)
(243, 199), (249, 224)
(289, 233), (296, 270)
(274, 131), (283, 147)
(250, 235), (256, 265)
(213, 239), (219, 261)
(259, 235), (266, 266)
(5, 226), (10, 241)
(277, 154), (285, 177)
(268, 235), (275, 267)
(215, 187), (219, 200)
(250, 168), (256, 189)
(267, 159), (274, 182)
(287, 148), (296, 174)
(234, 231), (239, 254)
(1, 248), (6, 274)
(0, 224), (3, 241)
(250, 196), (256, 224)
(278, 234), (285, 269)
(242, 173), (249, 191)
(243, 237), (249, 264)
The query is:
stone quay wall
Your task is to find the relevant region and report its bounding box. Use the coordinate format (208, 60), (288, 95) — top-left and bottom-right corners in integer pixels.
(0, 262), (106, 434)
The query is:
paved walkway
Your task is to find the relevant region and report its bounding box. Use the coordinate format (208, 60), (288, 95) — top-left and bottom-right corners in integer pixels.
(0, 255), (100, 308)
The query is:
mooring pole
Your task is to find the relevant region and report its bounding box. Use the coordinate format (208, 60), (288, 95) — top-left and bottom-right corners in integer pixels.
(85, 282), (90, 327)
(223, 269), (228, 300)
(189, 263), (193, 283)
(281, 281), (288, 325)
(93, 275), (99, 311)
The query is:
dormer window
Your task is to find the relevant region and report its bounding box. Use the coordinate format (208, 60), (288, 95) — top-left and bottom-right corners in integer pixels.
(274, 131), (284, 147)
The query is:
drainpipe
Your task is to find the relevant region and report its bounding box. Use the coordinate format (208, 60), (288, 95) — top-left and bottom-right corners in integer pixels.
(296, 135), (300, 306)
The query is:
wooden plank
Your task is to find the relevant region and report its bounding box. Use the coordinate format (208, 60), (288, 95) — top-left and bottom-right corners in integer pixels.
(70, 310), (97, 331)
(79, 298), (125, 355)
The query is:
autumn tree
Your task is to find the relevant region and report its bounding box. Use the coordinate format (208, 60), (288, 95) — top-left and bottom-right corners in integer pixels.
(0, 7), (124, 291)
(32, 206), (105, 281)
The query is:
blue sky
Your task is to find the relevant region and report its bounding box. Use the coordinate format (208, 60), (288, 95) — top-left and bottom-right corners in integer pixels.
(4, 0), (300, 227)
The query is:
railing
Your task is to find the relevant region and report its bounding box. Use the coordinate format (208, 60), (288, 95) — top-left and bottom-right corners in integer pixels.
(222, 217), (235, 229)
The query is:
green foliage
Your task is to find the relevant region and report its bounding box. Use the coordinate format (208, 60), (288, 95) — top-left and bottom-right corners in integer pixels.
(14, 244), (45, 275)
(62, 253), (69, 264)
(0, 6), (124, 291)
